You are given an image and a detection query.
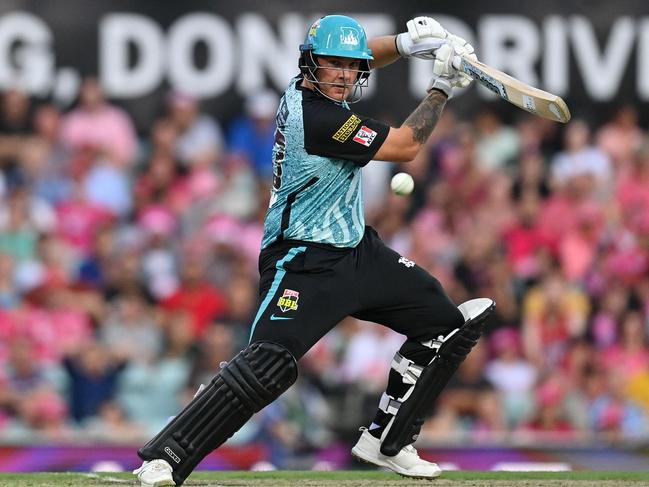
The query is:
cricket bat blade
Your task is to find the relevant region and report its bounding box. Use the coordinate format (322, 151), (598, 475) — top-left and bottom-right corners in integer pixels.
(459, 56), (571, 123)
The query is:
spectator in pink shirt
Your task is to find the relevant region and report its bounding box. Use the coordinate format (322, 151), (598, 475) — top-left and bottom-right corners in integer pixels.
(502, 194), (546, 280)
(55, 183), (114, 255)
(472, 170), (517, 237)
(590, 284), (632, 349)
(602, 310), (649, 377)
(31, 280), (94, 359)
(60, 77), (137, 168)
(602, 222), (649, 285)
(521, 377), (575, 436)
(616, 138), (649, 233)
(409, 207), (458, 273)
(558, 202), (604, 283)
(596, 105), (643, 169)
(537, 174), (602, 257)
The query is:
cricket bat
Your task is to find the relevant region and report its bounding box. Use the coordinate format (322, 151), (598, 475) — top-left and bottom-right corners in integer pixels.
(458, 56), (571, 123)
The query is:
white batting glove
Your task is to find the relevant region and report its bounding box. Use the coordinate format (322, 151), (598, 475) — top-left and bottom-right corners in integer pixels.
(396, 16), (478, 88)
(407, 16), (445, 43)
(427, 43), (467, 98)
(446, 34), (477, 88)
(396, 17), (447, 60)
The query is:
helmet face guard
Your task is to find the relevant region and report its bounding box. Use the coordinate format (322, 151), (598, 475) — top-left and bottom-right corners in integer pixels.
(299, 51), (371, 103)
(298, 15), (373, 103)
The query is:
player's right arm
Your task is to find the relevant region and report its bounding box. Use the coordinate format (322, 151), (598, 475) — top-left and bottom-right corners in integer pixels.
(372, 17), (479, 163)
(373, 42), (464, 164)
(372, 89), (448, 163)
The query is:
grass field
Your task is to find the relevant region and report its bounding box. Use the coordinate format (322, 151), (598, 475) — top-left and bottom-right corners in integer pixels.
(1, 471), (649, 487)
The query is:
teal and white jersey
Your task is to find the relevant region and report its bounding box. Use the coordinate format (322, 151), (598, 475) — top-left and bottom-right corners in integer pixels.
(261, 77), (389, 249)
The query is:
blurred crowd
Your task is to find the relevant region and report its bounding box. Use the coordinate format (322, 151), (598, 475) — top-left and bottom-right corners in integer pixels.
(0, 77), (649, 464)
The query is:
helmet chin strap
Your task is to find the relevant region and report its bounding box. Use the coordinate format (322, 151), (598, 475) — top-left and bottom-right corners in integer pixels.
(303, 52), (369, 104)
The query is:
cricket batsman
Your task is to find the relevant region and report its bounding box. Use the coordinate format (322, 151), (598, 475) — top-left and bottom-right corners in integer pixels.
(134, 14), (495, 486)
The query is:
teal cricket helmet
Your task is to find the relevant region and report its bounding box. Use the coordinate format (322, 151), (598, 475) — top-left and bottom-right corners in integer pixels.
(299, 15), (373, 103)
(300, 15), (373, 61)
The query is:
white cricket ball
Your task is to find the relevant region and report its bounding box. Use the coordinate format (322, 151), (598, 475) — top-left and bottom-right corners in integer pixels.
(390, 172), (414, 196)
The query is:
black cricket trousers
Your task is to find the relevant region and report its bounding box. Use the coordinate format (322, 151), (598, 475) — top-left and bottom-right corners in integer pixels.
(249, 226), (464, 360)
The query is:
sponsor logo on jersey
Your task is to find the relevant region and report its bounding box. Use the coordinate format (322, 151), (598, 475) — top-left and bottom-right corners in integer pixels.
(277, 289), (299, 312)
(332, 114), (361, 142)
(353, 125), (377, 146)
(398, 256), (415, 268)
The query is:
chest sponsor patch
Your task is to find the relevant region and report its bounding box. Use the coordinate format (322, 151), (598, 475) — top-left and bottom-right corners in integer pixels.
(353, 125), (377, 147)
(332, 114), (361, 142)
(277, 289), (299, 312)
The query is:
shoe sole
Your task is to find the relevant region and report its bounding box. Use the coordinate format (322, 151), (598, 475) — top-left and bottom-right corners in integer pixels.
(140, 479), (175, 487)
(351, 446), (442, 480)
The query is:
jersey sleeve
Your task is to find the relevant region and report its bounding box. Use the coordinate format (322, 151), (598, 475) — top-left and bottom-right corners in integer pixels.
(302, 96), (390, 166)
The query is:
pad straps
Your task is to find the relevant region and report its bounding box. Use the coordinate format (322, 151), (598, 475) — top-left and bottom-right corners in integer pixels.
(379, 298), (495, 456)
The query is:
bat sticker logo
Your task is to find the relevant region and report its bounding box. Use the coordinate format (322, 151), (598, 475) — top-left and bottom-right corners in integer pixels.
(523, 95), (537, 112)
(460, 61), (508, 99)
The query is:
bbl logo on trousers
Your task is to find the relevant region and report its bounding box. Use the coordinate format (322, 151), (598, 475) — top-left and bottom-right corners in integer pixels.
(277, 289), (299, 312)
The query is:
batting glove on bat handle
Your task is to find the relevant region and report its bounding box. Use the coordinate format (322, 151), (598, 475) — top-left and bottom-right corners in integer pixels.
(446, 34), (478, 88)
(427, 42), (468, 97)
(427, 77), (453, 99)
(433, 43), (474, 90)
(396, 16), (477, 79)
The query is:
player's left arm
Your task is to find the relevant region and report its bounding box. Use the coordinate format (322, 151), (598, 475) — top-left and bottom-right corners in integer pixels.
(369, 17), (476, 73)
(368, 36), (401, 69)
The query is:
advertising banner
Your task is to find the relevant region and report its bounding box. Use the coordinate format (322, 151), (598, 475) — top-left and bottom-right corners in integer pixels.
(0, 1), (647, 128)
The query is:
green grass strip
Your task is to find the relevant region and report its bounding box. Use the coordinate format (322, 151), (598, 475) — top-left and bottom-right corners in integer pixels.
(2, 470), (648, 481)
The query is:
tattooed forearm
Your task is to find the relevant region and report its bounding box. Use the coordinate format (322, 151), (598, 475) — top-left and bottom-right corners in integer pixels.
(403, 90), (447, 145)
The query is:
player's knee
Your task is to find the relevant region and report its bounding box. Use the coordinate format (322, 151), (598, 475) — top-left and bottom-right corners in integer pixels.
(420, 276), (465, 332)
(444, 305), (465, 330)
(420, 301), (464, 337)
(250, 335), (305, 361)
(232, 341), (299, 403)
